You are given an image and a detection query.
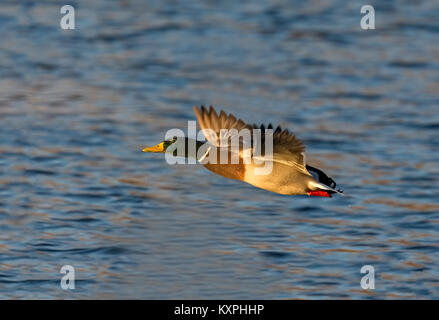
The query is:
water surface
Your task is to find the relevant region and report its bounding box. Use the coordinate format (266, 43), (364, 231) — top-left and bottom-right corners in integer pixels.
(0, 0), (438, 299)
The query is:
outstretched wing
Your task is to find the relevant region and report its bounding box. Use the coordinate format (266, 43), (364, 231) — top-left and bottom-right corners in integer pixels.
(193, 105), (253, 147)
(193, 105), (310, 174)
(252, 123), (307, 167)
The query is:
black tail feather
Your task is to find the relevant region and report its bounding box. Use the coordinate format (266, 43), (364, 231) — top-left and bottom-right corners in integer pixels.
(306, 165), (339, 191)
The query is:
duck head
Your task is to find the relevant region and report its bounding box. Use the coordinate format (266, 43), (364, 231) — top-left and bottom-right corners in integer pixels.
(142, 137), (178, 153)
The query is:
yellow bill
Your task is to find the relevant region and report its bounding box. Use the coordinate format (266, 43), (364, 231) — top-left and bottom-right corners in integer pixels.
(142, 142), (165, 153)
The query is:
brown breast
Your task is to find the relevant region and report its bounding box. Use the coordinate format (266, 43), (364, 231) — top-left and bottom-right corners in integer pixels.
(203, 163), (246, 181)
(202, 148), (246, 181)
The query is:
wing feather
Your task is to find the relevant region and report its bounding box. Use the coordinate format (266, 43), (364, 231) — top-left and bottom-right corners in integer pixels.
(193, 105), (309, 173)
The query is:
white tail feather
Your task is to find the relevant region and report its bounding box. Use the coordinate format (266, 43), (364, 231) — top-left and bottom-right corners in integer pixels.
(308, 180), (344, 196)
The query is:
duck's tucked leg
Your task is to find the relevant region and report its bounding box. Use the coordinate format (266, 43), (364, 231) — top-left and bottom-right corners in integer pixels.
(308, 190), (331, 197)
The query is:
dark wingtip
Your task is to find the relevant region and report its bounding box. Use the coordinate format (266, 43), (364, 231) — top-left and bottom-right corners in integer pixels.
(209, 105), (219, 119)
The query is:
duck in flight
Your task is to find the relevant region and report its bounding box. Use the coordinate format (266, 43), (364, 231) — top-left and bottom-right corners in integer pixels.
(143, 106), (343, 197)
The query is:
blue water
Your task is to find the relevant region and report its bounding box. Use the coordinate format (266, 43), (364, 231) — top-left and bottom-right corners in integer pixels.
(0, 0), (438, 299)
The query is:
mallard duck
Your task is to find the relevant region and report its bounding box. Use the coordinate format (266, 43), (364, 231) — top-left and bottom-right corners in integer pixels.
(142, 106), (342, 197)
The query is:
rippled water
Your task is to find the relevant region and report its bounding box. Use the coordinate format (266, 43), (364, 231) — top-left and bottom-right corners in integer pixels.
(1, 0), (438, 299)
